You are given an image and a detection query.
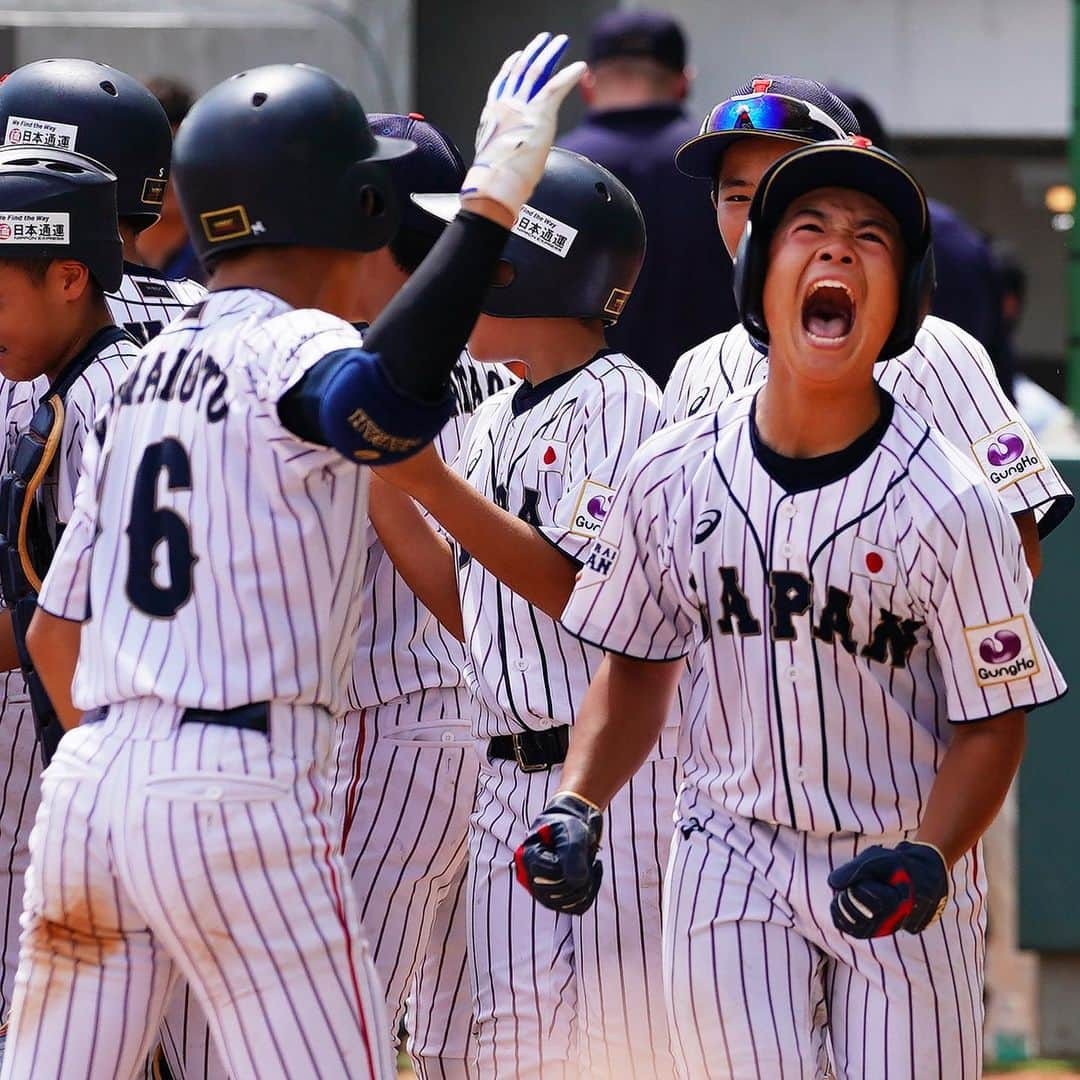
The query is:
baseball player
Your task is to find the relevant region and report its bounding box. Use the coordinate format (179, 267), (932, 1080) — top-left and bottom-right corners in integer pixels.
(657, 77), (1074, 859)
(1, 37), (585, 1079)
(0, 60), (207, 339)
(0, 148), (139, 1073)
(0, 61), (207, 1033)
(518, 139), (1066, 1079)
(155, 113), (518, 1080)
(371, 147), (677, 1079)
(664, 75), (1073, 562)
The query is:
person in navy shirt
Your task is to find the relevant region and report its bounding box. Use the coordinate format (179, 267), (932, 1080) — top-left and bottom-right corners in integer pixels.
(558, 10), (736, 386)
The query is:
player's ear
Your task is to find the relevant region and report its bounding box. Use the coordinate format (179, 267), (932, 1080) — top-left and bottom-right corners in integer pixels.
(49, 259), (93, 302)
(579, 69), (597, 106)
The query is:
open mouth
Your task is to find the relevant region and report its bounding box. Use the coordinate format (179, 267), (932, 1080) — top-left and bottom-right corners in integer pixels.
(801, 280), (855, 343)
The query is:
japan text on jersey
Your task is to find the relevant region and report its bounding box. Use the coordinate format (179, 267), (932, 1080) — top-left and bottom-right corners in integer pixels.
(37, 289), (374, 722)
(565, 391), (1066, 838)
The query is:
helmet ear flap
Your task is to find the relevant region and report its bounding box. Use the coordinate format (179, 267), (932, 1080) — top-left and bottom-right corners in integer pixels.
(880, 242), (936, 360)
(344, 160), (399, 253)
(733, 218), (770, 347)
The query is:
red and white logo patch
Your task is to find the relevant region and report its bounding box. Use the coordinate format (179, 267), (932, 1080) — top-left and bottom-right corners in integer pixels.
(850, 537), (898, 585)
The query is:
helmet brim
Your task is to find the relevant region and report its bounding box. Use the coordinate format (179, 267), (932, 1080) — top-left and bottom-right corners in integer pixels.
(369, 133), (416, 163)
(674, 129), (816, 180)
(411, 190), (460, 223)
(755, 142), (928, 256)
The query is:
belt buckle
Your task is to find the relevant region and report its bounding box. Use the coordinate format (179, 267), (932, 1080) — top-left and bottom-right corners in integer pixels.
(511, 732), (547, 773)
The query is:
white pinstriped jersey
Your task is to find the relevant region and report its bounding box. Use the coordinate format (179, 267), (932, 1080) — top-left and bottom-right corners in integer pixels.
(456, 350), (661, 738)
(564, 390), (1066, 836)
(37, 288), (373, 719)
(6, 329), (140, 528)
(662, 317), (1074, 534)
(347, 352), (515, 710)
(2, 264), (207, 500)
(107, 261), (206, 346)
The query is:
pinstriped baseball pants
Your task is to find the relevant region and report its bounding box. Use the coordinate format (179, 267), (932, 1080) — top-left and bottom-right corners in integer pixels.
(468, 729), (680, 1080)
(664, 813), (986, 1080)
(0, 713), (394, 1080)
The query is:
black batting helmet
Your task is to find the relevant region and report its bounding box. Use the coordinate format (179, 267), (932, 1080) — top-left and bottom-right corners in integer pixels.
(173, 64), (413, 263)
(733, 138), (935, 361)
(0, 59), (172, 229)
(414, 148), (645, 324)
(0, 146), (122, 291)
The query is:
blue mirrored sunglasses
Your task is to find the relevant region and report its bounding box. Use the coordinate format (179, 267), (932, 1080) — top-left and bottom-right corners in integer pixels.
(703, 93), (848, 142)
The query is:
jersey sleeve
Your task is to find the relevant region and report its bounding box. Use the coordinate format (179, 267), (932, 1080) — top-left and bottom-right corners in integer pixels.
(909, 464), (1066, 722)
(541, 364), (662, 562)
(37, 418), (104, 622)
(561, 437), (699, 660)
(901, 319), (1074, 536)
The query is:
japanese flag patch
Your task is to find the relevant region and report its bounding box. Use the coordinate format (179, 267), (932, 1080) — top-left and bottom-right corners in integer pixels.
(538, 440), (566, 471)
(851, 537), (898, 585)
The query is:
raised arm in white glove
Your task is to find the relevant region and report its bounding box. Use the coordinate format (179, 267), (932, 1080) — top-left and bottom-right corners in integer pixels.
(461, 32), (585, 218)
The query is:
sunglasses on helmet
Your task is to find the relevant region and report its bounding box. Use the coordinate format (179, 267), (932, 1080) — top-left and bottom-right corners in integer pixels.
(700, 93), (848, 142)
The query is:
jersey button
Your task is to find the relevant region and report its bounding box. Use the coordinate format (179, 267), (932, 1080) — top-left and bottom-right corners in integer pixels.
(206, 785), (224, 800)
(441, 731), (455, 743)
(781, 543), (794, 559)
(514, 658), (529, 672)
(786, 666), (799, 681)
(781, 503), (797, 518)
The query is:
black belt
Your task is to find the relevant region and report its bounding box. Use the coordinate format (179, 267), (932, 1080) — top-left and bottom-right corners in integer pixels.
(83, 702), (269, 734)
(488, 725), (569, 773)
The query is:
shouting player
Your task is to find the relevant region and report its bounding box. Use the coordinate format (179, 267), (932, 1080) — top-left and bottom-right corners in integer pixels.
(2, 37), (584, 1079)
(665, 75), (1073, 560)
(519, 138), (1066, 1078)
(372, 147), (677, 1078)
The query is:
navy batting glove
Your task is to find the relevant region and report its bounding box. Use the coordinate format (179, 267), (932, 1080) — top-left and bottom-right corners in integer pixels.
(515, 792), (604, 916)
(827, 841), (949, 939)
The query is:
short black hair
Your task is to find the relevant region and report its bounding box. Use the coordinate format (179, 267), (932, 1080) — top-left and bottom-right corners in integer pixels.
(388, 224), (439, 275)
(0, 255), (51, 282)
(144, 76), (196, 128)
(0, 255), (106, 301)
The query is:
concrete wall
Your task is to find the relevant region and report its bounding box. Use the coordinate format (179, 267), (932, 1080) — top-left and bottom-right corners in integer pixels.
(5, 0), (413, 109)
(652, 0), (1069, 138)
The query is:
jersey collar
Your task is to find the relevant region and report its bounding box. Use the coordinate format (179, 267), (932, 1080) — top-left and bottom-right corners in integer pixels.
(510, 349), (615, 416)
(748, 386), (895, 494)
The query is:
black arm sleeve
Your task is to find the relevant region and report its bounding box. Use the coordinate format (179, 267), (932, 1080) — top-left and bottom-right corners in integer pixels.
(277, 209), (509, 455)
(365, 209), (508, 402)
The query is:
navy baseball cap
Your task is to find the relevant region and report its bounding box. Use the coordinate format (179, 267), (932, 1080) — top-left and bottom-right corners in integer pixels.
(675, 76), (859, 181)
(754, 138), (929, 258)
(368, 112), (465, 236)
(588, 11), (687, 72)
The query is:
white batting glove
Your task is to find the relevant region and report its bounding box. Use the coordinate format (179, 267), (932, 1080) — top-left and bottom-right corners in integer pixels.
(462, 32), (586, 217)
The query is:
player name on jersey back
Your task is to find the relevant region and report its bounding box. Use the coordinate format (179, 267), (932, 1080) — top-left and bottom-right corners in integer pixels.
(107, 262), (207, 345)
(38, 289), (374, 721)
